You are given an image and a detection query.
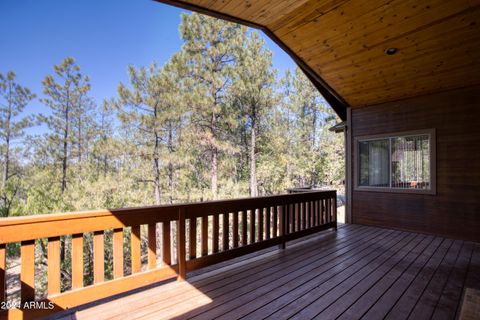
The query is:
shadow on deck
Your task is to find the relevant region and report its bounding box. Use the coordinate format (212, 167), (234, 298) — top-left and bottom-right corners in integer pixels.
(49, 224), (480, 320)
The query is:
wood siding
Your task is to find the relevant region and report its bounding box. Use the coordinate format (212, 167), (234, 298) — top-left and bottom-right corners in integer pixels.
(351, 85), (480, 242)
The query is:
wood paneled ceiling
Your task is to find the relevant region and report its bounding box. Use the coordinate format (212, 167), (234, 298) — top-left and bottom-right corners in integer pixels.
(157, 0), (480, 118)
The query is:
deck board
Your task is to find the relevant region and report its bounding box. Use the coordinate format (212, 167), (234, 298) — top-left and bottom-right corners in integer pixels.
(50, 224), (479, 320)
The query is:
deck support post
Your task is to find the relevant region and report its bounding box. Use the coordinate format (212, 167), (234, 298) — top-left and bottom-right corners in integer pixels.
(177, 208), (187, 281)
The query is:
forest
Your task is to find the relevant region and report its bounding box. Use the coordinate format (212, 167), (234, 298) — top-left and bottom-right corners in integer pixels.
(0, 13), (344, 219)
(0, 13), (343, 294)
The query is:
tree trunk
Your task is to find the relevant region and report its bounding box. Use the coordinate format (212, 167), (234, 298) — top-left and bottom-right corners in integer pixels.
(153, 133), (161, 206)
(211, 147), (218, 200)
(249, 121), (258, 197)
(2, 91), (12, 216)
(167, 122), (174, 204)
(61, 97), (70, 195)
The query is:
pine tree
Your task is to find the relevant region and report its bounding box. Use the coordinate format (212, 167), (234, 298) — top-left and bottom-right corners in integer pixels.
(115, 56), (187, 205)
(180, 12), (246, 200)
(40, 57), (91, 194)
(231, 31), (276, 196)
(0, 71), (36, 216)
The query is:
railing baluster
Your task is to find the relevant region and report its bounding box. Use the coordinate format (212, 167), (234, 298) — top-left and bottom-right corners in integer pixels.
(189, 218), (197, 260)
(258, 208), (264, 241)
(21, 240), (35, 302)
(201, 216), (208, 256)
(72, 234), (84, 288)
(301, 202), (308, 230)
(333, 195), (337, 230)
(233, 211), (239, 248)
(278, 205), (285, 249)
(290, 203), (301, 232)
(273, 206), (278, 238)
(286, 204), (295, 234)
(162, 222), (171, 265)
(148, 223), (157, 270)
(327, 198), (331, 223)
(47, 236), (61, 296)
(306, 201), (310, 229)
(177, 209), (186, 281)
(112, 229), (123, 279)
(249, 209), (256, 244)
(321, 199), (325, 224)
(241, 211), (247, 246)
(222, 213), (229, 251)
(93, 231), (104, 283)
(213, 214), (219, 253)
(131, 226), (141, 274)
(0, 243), (5, 303)
(265, 207), (271, 240)
(315, 200), (319, 226)
(311, 201), (315, 227)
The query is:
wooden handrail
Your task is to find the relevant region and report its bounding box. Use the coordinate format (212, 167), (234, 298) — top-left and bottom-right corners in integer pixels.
(0, 190), (336, 319)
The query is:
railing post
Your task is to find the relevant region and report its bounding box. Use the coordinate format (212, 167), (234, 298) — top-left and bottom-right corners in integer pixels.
(177, 208), (186, 281)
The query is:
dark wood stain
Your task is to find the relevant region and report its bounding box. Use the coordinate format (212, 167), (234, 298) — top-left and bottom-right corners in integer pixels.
(351, 85), (480, 242)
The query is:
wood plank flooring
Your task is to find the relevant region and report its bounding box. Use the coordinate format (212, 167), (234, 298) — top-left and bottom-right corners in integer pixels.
(50, 224), (479, 320)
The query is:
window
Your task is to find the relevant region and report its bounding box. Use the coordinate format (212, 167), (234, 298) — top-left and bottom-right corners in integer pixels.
(355, 129), (435, 194)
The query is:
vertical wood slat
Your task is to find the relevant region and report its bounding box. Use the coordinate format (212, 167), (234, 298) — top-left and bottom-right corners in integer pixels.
(112, 229), (123, 279)
(325, 198), (329, 223)
(72, 234), (83, 289)
(311, 201), (315, 227)
(305, 201), (313, 228)
(93, 231), (104, 284)
(177, 208), (186, 281)
(201, 216), (208, 256)
(189, 218), (197, 260)
(333, 195), (337, 230)
(294, 203), (299, 232)
(163, 222), (171, 265)
(321, 199), (325, 224)
(273, 206), (278, 238)
(213, 214), (219, 253)
(222, 213), (229, 251)
(289, 204), (293, 234)
(21, 240), (35, 302)
(148, 224), (156, 270)
(258, 208), (264, 242)
(131, 226), (141, 274)
(241, 211), (247, 246)
(302, 202), (307, 230)
(265, 207), (271, 240)
(249, 209), (256, 244)
(233, 211), (239, 248)
(0, 243), (5, 303)
(47, 236), (61, 296)
(315, 200), (319, 226)
(278, 205), (285, 249)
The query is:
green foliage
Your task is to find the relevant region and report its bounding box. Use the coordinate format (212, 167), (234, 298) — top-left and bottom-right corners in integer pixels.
(0, 12), (345, 292)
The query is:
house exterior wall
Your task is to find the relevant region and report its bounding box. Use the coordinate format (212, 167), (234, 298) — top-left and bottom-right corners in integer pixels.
(350, 85), (480, 241)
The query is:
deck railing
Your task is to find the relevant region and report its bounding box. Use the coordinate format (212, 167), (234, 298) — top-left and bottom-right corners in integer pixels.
(0, 190), (336, 319)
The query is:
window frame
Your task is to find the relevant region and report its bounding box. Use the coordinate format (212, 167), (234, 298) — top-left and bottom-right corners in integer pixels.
(354, 129), (436, 195)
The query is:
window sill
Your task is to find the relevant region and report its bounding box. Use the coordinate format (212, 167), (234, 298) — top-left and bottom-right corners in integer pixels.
(354, 186), (436, 195)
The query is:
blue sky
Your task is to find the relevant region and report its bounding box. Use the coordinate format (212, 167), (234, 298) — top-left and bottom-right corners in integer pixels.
(0, 0), (296, 135)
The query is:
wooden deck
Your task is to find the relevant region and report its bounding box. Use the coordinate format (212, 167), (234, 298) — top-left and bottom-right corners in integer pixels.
(51, 224), (480, 320)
